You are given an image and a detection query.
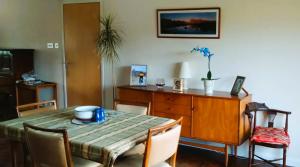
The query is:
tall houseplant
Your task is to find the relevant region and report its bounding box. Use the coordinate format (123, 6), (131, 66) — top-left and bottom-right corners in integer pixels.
(96, 15), (122, 103)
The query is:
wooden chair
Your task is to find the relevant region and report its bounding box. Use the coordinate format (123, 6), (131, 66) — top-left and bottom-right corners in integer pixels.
(15, 100), (57, 166)
(16, 100), (57, 117)
(113, 99), (151, 157)
(246, 102), (291, 167)
(23, 123), (102, 167)
(115, 117), (182, 167)
(113, 99), (151, 115)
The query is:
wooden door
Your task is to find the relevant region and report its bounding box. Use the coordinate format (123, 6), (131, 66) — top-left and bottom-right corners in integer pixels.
(63, 3), (101, 106)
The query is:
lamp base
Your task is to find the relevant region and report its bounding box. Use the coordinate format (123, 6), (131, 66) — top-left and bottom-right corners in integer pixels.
(182, 78), (189, 90)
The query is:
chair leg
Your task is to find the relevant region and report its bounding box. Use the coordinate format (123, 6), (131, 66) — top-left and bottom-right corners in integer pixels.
(169, 153), (177, 167)
(283, 147), (287, 167)
(248, 143), (252, 167)
(251, 144), (255, 164)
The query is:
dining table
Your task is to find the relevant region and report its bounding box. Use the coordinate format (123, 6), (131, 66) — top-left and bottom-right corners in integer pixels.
(0, 106), (172, 167)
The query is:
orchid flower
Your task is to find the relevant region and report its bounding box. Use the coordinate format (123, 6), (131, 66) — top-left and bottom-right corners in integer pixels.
(191, 47), (215, 80)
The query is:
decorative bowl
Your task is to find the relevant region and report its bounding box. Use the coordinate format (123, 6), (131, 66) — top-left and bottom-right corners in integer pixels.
(74, 106), (99, 122)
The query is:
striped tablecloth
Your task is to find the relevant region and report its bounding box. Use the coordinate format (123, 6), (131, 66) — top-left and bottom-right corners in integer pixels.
(0, 107), (171, 167)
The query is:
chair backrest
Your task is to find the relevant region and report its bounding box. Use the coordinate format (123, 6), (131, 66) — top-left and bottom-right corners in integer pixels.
(16, 100), (57, 117)
(113, 99), (151, 115)
(23, 123), (73, 167)
(246, 102), (292, 134)
(143, 117), (182, 167)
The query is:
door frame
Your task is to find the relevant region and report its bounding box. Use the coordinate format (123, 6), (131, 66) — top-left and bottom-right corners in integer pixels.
(61, 0), (104, 108)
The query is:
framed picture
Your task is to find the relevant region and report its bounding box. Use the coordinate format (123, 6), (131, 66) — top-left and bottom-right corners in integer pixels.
(173, 78), (184, 91)
(130, 64), (147, 86)
(230, 76), (246, 96)
(157, 8), (221, 38)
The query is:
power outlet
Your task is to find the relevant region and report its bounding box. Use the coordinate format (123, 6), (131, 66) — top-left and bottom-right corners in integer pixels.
(47, 43), (54, 49)
(54, 43), (59, 49)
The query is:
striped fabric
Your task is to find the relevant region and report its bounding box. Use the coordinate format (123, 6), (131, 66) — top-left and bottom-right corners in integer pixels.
(0, 107), (170, 167)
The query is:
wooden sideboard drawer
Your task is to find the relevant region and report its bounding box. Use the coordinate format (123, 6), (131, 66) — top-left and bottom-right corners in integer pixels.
(154, 102), (191, 116)
(118, 89), (152, 103)
(180, 126), (190, 137)
(155, 113), (191, 127)
(154, 112), (191, 137)
(155, 93), (191, 106)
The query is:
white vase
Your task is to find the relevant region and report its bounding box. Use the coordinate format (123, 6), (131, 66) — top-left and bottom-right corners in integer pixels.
(203, 80), (214, 95)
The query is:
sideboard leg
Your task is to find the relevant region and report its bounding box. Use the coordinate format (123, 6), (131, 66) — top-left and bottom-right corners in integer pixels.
(234, 145), (238, 158)
(224, 144), (228, 167)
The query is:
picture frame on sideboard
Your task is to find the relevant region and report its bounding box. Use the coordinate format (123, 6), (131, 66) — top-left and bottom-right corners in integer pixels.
(130, 64), (147, 86)
(173, 78), (184, 91)
(230, 76), (246, 96)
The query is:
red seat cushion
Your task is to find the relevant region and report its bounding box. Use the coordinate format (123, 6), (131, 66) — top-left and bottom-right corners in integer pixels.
(251, 126), (290, 146)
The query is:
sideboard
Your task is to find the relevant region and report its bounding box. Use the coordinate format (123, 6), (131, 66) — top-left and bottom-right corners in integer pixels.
(117, 85), (252, 167)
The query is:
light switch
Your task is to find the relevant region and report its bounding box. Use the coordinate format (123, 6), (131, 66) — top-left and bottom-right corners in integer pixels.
(54, 43), (59, 49)
(47, 43), (54, 49)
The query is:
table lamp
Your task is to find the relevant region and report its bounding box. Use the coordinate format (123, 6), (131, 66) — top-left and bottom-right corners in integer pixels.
(178, 62), (191, 90)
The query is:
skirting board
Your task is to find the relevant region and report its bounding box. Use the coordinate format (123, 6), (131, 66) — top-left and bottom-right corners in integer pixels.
(180, 137), (298, 166)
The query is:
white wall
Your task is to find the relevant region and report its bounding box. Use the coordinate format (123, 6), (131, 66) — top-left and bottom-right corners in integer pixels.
(0, 0), (65, 107)
(102, 0), (300, 165)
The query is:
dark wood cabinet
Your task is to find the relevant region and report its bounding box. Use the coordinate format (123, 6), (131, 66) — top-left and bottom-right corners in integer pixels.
(0, 49), (34, 120)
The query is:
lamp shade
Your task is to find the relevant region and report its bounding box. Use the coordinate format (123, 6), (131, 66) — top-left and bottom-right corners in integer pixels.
(179, 62), (191, 78)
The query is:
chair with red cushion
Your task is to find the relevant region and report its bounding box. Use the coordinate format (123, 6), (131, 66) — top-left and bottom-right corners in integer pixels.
(246, 102), (291, 167)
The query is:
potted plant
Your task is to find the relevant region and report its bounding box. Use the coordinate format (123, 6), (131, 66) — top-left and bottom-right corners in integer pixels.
(96, 15), (122, 101)
(191, 47), (218, 94)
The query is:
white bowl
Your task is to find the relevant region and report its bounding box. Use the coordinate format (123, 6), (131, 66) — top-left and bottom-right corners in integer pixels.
(74, 106), (99, 121)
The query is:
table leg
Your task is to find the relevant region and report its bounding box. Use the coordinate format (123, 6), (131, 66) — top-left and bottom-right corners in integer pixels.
(225, 144), (228, 167)
(10, 141), (18, 167)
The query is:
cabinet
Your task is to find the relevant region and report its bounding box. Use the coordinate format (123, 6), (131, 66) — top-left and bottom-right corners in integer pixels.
(0, 49), (34, 120)
(16, 82), (57, 106)
(118, 85), (252, 166)
(192, 96), (251, 145)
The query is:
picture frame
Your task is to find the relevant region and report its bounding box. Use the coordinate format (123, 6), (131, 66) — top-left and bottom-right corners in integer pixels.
(173, 78), (184, 91)
(230, 76), (246, 96)
(157, 8), (221, 39)
(130, 64), (147, 86)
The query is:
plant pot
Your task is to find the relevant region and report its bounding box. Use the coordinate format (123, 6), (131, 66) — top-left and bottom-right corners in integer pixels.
(203, 80), (214, 95)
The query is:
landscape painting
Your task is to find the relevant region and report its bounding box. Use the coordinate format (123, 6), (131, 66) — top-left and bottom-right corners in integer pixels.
(157, 8), (220, 38)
